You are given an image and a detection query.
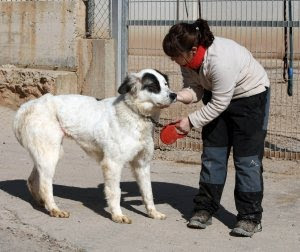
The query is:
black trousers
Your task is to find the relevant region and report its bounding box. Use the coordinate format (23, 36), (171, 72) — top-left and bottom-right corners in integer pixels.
(194, 88), (270, 222)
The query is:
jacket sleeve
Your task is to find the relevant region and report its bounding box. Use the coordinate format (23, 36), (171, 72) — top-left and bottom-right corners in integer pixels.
(188, 62), (237, 128)
(181, 67), (204, 103)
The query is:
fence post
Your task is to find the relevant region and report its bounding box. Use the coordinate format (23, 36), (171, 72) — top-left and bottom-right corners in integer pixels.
(86, 0), (95, 37)
(111, 0), (128, 89)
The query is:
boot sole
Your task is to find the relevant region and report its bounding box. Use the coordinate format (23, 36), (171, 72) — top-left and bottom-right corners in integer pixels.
(187, 218), (212, 229)
(230, 225), (262, 237)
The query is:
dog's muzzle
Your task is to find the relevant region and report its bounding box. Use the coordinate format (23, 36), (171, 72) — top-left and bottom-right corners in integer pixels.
(169, 93), (177, 102)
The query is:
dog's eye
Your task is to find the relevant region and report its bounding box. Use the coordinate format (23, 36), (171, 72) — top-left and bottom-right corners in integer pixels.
(142, 84), (161, 93)
(147, 86), (156, 92)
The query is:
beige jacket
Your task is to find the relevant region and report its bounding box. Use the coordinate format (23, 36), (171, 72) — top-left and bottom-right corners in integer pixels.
(181, 36), (270, 128)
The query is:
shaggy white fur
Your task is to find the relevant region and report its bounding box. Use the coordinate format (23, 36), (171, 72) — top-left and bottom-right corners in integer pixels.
(13, 69), (176, 223)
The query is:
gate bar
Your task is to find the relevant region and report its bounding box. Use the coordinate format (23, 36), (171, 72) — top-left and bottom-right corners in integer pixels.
(112, 0), (129, 89)
(127, 20), (300, 27)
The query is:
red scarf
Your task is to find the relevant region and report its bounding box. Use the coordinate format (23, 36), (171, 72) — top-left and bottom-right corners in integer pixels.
(184, 46), (206, 70)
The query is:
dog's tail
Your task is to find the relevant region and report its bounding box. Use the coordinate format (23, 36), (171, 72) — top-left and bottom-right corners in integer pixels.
(13, 93), (54, 147)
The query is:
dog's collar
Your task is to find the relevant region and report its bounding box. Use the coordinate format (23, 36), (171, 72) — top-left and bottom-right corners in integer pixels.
(123, 99), (163, 127)
(145, 116), (164, 127)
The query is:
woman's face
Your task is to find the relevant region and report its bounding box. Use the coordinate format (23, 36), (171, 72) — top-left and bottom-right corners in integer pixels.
(170, 47), (197, 66)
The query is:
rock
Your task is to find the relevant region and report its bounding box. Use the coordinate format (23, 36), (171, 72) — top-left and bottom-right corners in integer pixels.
(0, 65), (77, 109)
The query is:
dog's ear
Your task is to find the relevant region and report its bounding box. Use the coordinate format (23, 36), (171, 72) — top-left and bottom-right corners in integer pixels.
(118, 74), (138, 94)
(118, 76), (131, 94)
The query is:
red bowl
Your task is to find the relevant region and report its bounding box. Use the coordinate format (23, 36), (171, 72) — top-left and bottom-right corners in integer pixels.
(160, 123), (187, 145)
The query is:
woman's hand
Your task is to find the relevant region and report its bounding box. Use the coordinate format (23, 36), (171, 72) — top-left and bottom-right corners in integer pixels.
(176, 93), (186, 103)
(176, 90), (193, 104)
(174, 117), (193, 134)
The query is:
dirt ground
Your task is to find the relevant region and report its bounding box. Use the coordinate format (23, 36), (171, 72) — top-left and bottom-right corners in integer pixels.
(1, 105), (300, 252)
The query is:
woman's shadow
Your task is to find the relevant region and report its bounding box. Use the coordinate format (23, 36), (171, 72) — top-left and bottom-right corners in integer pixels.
(0, 179), (236, 228)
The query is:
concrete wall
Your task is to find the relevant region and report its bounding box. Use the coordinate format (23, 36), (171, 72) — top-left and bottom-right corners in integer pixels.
(0, 0), (85, 70)
(78, 39), (116, 99)
(0, 0), (116, 108)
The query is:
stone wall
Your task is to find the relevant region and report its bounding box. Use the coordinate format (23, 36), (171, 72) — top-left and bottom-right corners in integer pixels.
(0, 0), (116, 108)
(0, 65), (77, 109)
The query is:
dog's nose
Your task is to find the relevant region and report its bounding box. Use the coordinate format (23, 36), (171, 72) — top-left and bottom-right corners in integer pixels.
(169, 93), (177, 101)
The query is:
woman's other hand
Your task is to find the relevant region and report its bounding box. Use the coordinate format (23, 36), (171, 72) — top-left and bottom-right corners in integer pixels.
(175, 117), (193, 134)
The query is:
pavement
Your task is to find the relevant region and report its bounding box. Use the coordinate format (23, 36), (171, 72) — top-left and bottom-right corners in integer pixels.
(0, 105), (300, 252)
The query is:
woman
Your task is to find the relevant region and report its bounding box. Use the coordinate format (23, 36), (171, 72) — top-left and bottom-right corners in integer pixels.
(163, 19), (270, 237)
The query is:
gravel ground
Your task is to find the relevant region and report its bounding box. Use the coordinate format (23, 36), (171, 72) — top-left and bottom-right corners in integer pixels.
(0, 105), (300, 251)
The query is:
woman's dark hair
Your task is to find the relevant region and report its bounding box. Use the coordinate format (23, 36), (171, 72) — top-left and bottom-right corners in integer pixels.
(163, 19), (214, 57)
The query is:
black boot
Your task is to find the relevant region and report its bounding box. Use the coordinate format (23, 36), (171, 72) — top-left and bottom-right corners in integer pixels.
(230, 219), (262, 237)
(187, 210), (212, 229)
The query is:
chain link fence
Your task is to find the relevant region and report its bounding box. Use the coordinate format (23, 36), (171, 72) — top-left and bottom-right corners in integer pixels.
(86, 0), (111, 39)
(127, 0), (300, 160)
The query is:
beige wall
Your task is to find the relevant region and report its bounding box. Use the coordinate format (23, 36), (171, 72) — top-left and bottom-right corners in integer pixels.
(0, 0), (85, 70)
(77, 39), (116, 99)
(0, 0), (116, 107)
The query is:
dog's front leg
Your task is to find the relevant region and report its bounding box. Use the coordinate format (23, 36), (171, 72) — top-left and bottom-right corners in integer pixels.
(132, 161), (166, 220)
(102, 159), (132, 224)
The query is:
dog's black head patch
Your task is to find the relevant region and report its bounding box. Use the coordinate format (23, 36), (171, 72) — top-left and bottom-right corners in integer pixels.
(154, 69), (169, 87)
(141, 73), (161, 94)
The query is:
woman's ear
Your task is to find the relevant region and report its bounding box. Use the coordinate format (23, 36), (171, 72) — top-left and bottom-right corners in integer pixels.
(191, 46), (198, 55)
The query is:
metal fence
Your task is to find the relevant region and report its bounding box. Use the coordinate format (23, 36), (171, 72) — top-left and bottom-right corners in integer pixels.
(86, 0), (112, 39)
(124, 0), (300, 160)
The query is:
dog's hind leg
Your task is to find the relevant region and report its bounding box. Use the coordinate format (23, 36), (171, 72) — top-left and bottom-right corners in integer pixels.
(28, 152), (69, 218)
(26, 123), (69, 218)
(131, 159), (166, 220)
(27, 165), (46, 207)
(102, 159), (132, 224)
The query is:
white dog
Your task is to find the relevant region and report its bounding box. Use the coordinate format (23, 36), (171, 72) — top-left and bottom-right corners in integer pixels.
(13, 69), (177, 224)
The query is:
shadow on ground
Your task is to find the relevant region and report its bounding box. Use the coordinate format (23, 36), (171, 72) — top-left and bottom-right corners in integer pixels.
(0, 179), (236, 228)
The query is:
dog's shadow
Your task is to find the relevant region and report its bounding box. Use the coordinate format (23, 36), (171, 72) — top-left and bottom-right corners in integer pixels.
(0, 179), (236, 228)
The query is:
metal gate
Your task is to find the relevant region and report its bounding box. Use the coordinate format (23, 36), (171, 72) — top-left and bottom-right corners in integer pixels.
(89, 0), (300, 160)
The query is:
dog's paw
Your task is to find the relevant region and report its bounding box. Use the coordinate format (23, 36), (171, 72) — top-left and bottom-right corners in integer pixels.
(148, 209), (166, 220)
(112, 214), (132, 224)
(49, 209), (70, 218)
